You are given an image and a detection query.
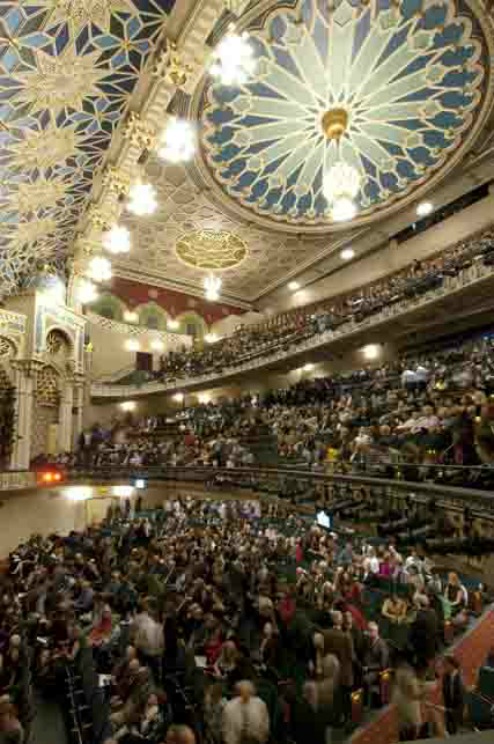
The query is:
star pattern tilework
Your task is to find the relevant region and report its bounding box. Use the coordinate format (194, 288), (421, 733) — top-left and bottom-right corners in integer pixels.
(0, 0), (176, 297)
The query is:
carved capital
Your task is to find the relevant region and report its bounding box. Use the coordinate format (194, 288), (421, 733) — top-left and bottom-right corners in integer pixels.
(86, 204), (111, 232)
(152, 42), (193, 88)
(123, 112), (156, 151)
(102, 166), (131, 198)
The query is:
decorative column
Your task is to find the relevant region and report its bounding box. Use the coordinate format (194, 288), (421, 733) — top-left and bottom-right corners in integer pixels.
(11, 362), (35, 470)
(72, 382), (85, 450)
(58, 383), (74, 454)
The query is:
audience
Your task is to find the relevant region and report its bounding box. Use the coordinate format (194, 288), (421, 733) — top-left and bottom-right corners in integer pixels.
(151, 227), (494, 384)
(36, 331), (494, 493)
(1, 492), (482, 743)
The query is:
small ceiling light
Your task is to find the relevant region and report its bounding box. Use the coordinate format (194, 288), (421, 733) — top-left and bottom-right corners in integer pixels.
(113, 485), (134, 498)
(123, 310), (139, 323)
(204, 273), (222, 301)
(173, 392), (184, 403)
(416, 201), (434, 217)
(88, 255), (112, 282)
(168, 319), (179, 330)
(340, 247), (355, 261)
(120, 401), (136, 412)
(77, 278), (98, 304)
(150, 339), (165, 352)
(127, 182), (157, 217)
(125, 338), (140, 352)
(362, 344), (380, 360)
(210, 28), (257, 86)
(198, 393), (211, 405)
(303, 363), (315, 371)
(204, 333), (219, 344)
(157, 117), (197, 164)
(288, 281), (300, 291)
(103, 224), (131, 255)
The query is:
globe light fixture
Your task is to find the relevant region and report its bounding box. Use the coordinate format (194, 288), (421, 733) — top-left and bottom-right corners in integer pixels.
(210, 28), (256, 86)
(204, 273), (222, 301)
(288, 281), (300, 291)
(168, 319), (179, 330)
(127, 182), (157, 216)
(331, 195), (358, 223)
(157, 117), (197, 164)
(87, 255), (112, 282)
(77, 278), (98, 305)
(103, 224), (131, 255)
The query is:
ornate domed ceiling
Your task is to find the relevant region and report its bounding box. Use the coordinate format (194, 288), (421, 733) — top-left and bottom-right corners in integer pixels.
(197, 0), (494, 230)
(0, 0), (175, 297)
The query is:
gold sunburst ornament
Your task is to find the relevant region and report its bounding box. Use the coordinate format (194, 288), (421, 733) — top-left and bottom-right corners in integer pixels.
(175, 230), (248, 271)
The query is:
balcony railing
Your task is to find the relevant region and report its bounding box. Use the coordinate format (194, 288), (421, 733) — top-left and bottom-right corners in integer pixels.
(91, 259), (494, 399)
(0, 470), (36, 492)
(65, 462), (494, 515)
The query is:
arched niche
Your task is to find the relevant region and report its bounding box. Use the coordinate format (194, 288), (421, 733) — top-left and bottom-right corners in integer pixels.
(175, 311), (208, 340)
(31, 364), (62, 459)
(136, 302), (169, 331)
(90, 293), (127, 321)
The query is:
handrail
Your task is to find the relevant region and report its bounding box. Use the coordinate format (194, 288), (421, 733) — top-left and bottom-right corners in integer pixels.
(65, 463), (494, 513)
(90, 259), (494, 398)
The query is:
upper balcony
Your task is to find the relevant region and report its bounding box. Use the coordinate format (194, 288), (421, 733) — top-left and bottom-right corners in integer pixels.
(90, 252), (494, 400)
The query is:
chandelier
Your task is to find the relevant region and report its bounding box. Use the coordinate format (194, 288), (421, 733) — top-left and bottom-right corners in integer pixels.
(127, 182), (157, 216)
(204, 273), (222, 301)
(77, 278), (98, 305)
(87, 255), (112, 282)
(209, 27), (256, 86)
(157, 117), (197, 163)
(321, 108), (361, 222)
(102, 224), (131, 254)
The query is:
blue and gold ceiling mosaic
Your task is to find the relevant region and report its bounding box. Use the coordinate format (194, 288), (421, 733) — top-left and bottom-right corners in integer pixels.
(200, 0), (493, 228)
(0, 0), (175, 296)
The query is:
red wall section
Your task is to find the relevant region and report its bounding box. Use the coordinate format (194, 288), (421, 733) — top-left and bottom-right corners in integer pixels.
(111, 277), (244, 324)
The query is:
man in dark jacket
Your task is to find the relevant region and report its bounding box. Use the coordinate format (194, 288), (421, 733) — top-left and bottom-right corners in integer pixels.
(323, 610), (354, 723)
(409, 595), (438, 672)
(442, 655), (465, 734)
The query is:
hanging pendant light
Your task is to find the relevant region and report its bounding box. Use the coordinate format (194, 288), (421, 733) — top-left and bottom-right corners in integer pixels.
(209, 26), (256, 86)
(102, 224), (131, 255)
(127, 182), (157, 216)
(77, 278), (98, 304)
(87, 255), (112, 282)
(157, 117), (197, 164)
(321, 108), (361, 222)
(204, 273), (222, 301)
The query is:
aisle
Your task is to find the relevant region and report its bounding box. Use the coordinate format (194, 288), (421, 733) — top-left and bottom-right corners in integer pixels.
(30, 690), (67, 744)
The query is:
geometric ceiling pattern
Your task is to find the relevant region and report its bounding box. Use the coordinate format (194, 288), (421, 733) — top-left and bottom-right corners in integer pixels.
(199, 0), (492, 228)
(116, 156), (331, 301)
(0, 0), (175, 297)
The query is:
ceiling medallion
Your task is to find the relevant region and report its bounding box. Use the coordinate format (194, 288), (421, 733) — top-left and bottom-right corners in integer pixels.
(175, 230), (248, 270)
(199, 0), (492, 229)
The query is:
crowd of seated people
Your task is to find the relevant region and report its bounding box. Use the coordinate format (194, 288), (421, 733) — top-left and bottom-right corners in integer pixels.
(154, 227), (494, 383)
(2, 495), (487, 744)
(42, 332), (494, 492)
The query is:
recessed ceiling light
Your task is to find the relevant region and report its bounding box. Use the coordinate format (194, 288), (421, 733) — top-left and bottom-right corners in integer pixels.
(340, 248), (355, 261)
(416, 201), (434, 217)
(288, 281), (300, 291)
